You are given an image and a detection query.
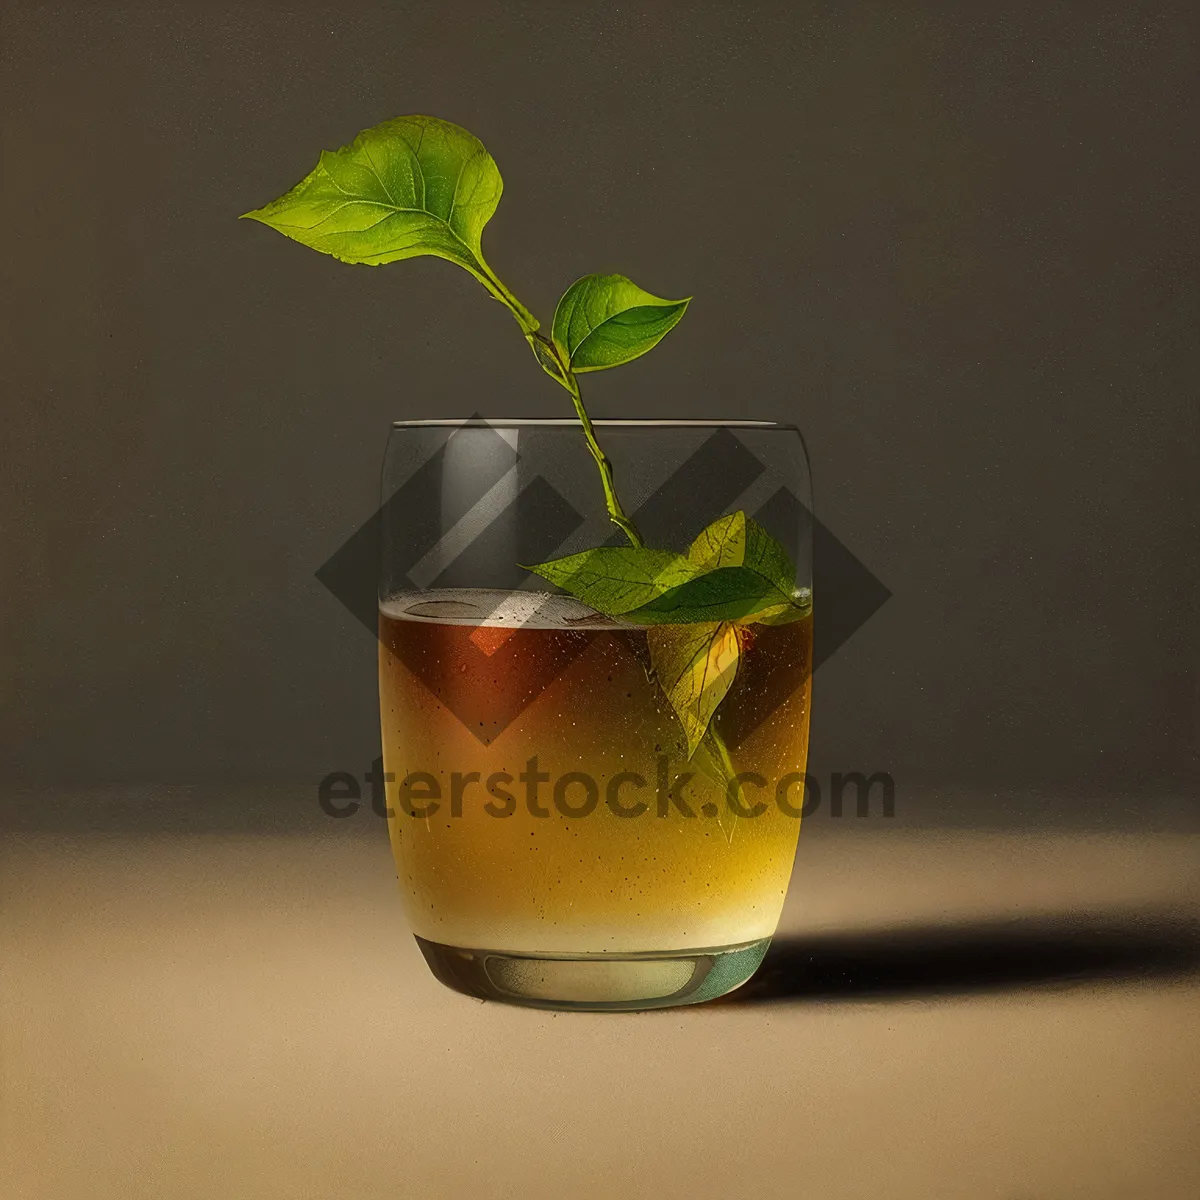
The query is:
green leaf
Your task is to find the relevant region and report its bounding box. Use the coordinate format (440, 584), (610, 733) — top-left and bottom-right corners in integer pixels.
(742, 517), (798, 596)
(526, 513), (808, 627)
(692, 727), (737, 791)
(622, 565), (805, 625)
(522, 547), (697, 615)
(241, 114), (536, 327)
(527, 332), (570, 389)
(674, 511), (807, 624)
(689, 511), (797, 593)
(687, 512), (746, 571)
(552, 274), (689, 372)
(757, 587), (813, 625)
(647, 622), (741, 758)
(692, 728), (743, 841)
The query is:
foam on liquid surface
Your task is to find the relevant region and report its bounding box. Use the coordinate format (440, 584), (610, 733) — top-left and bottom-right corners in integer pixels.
(379, 588), (623, 630)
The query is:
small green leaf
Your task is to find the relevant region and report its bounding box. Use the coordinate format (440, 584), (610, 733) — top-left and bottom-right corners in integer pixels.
(647, 622), (741, 758)
(621, 565), (804, 625)
(522, 547), (696, 615)
(552, 274), (689, 372)
(527, 333), (570, 389)
(241, 114), (536, 327)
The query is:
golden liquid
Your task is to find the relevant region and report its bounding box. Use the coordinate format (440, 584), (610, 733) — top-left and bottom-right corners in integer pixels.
(379, 590), (812, 954)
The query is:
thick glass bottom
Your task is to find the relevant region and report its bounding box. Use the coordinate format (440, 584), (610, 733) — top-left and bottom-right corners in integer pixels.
(414, 935), (771, 1011)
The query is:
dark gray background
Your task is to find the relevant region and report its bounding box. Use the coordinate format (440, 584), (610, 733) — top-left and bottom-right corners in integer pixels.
(2, 2), (1196, 807)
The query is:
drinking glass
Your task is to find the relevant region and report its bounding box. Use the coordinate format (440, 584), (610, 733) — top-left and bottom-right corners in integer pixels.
(378, 418), (812, 1010)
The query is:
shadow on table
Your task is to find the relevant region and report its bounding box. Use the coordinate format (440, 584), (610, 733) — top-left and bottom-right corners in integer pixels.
(719, 909), (1200, 1005)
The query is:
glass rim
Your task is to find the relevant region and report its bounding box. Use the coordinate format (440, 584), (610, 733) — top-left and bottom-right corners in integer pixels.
(391, 417), (800, 431)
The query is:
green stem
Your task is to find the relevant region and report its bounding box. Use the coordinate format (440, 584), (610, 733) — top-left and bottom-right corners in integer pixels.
(475, 260), (539, 334)
(561, 364), (643, 548)
(477, 265), (643, 549)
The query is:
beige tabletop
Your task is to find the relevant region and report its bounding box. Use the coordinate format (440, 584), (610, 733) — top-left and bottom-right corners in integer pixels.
(3, 790), (1198, 1200)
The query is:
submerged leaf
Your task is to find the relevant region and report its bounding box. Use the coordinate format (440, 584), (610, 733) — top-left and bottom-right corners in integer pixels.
(692, 727), (737, 790)
(647, 621), (741, 758)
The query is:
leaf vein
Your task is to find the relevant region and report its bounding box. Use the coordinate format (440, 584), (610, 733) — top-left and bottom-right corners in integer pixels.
(360, 144), (399, 205)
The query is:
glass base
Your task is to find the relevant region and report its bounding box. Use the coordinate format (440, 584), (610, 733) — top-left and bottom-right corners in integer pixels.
(414, 936), (771, 1011)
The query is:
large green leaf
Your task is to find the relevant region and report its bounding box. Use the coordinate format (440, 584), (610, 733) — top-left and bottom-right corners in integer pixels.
(552, 274), (689, 372)
(241, 115), (535, 325)
(622, 565), (806, 625)
(521, 546), (697, 615)
(527, 515), (808, 626)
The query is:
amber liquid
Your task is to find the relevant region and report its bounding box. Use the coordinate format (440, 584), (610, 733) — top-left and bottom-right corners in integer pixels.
(379, 590), (811, 954)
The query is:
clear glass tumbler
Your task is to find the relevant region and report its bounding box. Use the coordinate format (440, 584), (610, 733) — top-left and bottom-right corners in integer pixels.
(378, 418), (813, 1010)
